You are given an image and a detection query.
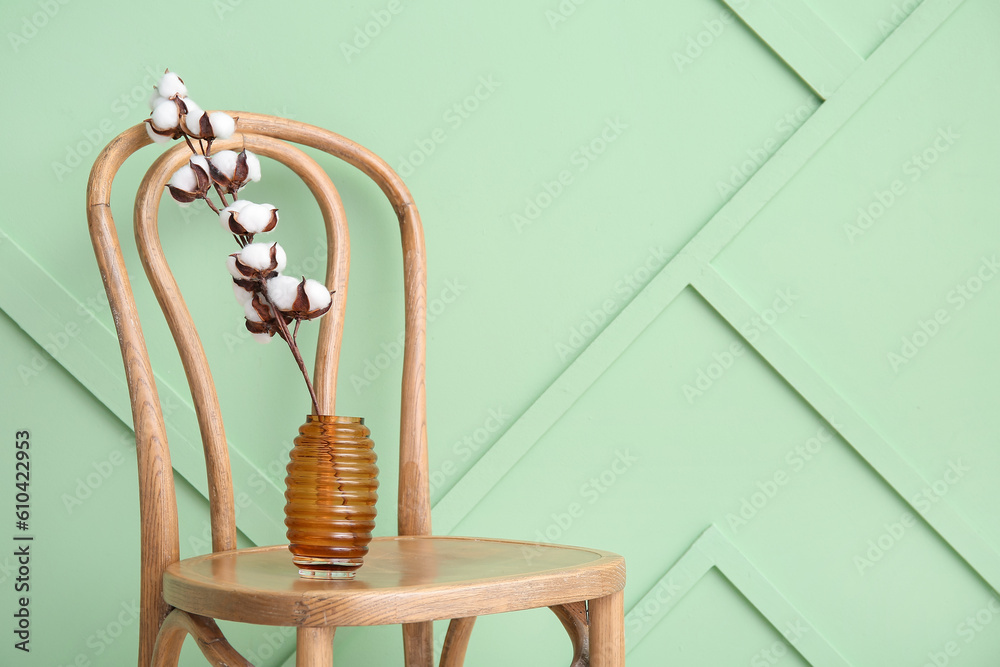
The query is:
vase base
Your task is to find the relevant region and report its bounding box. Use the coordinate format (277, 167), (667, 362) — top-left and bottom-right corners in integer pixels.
(293, 555), (363, 580)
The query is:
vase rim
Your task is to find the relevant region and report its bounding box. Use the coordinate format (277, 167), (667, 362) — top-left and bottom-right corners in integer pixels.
(306, 414), (364, 424)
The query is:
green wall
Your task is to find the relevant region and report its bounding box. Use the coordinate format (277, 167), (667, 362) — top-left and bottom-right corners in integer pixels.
(2, 0), (998, 664)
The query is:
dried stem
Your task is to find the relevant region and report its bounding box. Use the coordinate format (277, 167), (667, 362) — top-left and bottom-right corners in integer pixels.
(212, 181), (230, 208)
(176, 119), (322, 415)
(266, 294), (320, 416)
(201, 196), (220, 215)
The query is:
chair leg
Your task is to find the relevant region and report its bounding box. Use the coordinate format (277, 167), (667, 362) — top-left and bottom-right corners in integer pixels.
(297, 627), (336, 666)
(550, 602), (589, 667)
(150, 609), (253, 667)
(439, 617), (476, 667)
(403, 621), (434, 666)
(588, 591), (624, 667)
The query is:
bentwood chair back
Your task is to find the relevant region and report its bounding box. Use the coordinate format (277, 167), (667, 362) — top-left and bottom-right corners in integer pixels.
(86, 113), (625, 666)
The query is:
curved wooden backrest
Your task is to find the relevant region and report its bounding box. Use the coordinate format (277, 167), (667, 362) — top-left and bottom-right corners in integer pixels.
(86, 114), (430, 665)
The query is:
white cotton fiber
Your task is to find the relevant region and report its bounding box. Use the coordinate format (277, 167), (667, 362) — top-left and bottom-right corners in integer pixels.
(180, 99), (205, 136)
(211, 150), (238, 179)
(156, 71), (187, 100)
(238, 203), (277, 233)
(244, 151), (262, 182)
(168, 165), (197, 192)
(266, 275), (300, 311)
(189, 154), (210, 175)
(148, 93), (168, 111)
(145, 122), (171, 144)
(232, 283), (254, 306)
(226, 254), (242, 279)
(243, 298), (263, 323)
(219, 199), (253, 232)
(150, 100), (179, 131)
(303, 279), (332, 311)
(209, 112), (235, 140)
(239, 242), (286, 273)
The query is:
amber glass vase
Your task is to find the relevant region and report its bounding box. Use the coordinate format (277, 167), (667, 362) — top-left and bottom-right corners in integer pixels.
(284, 415), (379, 579)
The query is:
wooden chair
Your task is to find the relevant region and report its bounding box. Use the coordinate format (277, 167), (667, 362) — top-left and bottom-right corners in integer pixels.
(86, 113), (626, 666)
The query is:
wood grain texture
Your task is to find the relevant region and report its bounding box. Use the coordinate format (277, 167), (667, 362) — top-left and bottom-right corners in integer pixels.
(297, 627), (335, 667)
(403, 621), (433, 667)
(588, 591), (624, 667)
(162, 537), (625, 626)
(550, 602), (589, 667)
(87, 125), (179, 667)
(150, 610), (253, 667)
(439, 617), (476, 667)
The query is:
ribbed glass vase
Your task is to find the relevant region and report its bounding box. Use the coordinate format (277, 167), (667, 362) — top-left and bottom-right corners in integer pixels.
(283, 415), (379, 579)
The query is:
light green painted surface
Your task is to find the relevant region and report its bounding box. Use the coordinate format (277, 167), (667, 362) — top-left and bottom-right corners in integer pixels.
(0, 0), (997, 664)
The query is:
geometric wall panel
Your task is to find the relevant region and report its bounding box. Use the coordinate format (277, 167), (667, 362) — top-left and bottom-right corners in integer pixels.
(2, 0), (998, 664)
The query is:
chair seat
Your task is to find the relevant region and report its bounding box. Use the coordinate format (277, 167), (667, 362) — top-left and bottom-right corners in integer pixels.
(163, 536), (625, 628)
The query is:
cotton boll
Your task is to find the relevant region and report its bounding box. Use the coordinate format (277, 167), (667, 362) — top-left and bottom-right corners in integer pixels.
(190, 155), (210, 175)
(219, 199), (253, 231)
(211, 150), (238, 179)
(150, 100), (179, 131)
(156, 71), (187, 99)
(272, 244), (287, 272)
(233, 283), (254, 306)
(180, 98), (206, 136)
(209, 112), (235, 140)
(244, 151), (262, 182)
(148, 92), (168, 111)
(243, 299), (263, 323)
(145, 122), (171, 144)
(303, 279), (332, 311)
(168, 165), (197, 192)
(252, 332), (272, 344)
(267, 275), (301, 311)
(238, 203), (278, 233)
(226, 254), (242, 279)
(239, 242), (286, 272)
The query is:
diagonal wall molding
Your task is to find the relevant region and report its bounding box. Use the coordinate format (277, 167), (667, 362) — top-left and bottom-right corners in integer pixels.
(690, 264), (1000, 593)
(625, 525), (850, 665)
(0, 229), (285, 545)
(723, 0), (863, 98)
(433, 0), (966, 535)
